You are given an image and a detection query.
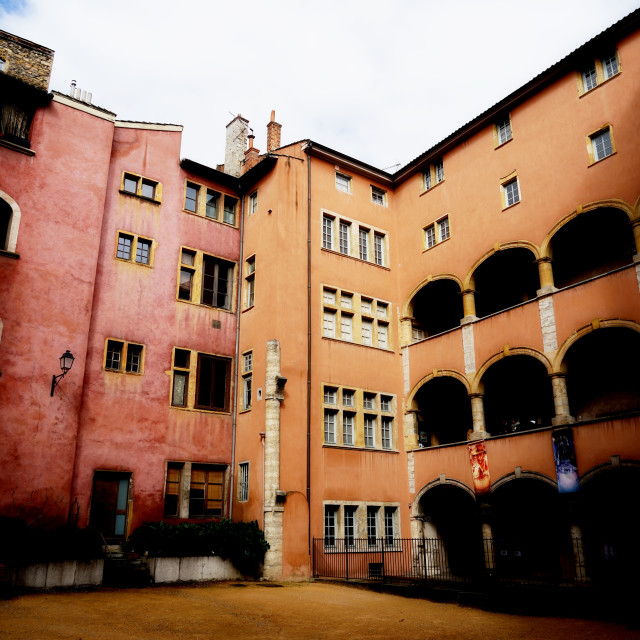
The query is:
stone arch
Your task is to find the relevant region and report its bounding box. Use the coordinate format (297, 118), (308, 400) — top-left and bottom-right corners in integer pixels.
(472, 347), (552, 394)
(540, 199), (635, 258)
(553, 319), (640, 371)
(490, 470), (557, 493)
(412, 477), (475, 518)
(580, 458), (640, 486)
(462, 241), (541, 289)
(406, 369), (471, 410)
(0, 190), (22, 253)
(403, 273), (463, 317)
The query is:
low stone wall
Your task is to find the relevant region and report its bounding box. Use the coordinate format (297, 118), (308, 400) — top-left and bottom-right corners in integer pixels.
(14, 559), (104, 588)
(148, 556), (242, 583)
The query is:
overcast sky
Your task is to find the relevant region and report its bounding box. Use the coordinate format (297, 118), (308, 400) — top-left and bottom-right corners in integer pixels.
(1, 0), (638, 170)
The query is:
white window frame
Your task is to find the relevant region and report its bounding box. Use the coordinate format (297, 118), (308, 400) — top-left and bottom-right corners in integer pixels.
(589, 126), (615, 163)
(238, 462), (249, 502)
(358, 228), (369, 261)
(374, 233), (385, 266)
(324, 410), (337, 444)
(496, 115), (512, 146)
(322, 215), (334, 250)
(323, 310), (336, 338)
(501, 177), (521, 209)
(335, 172), (351, 193)
(339, 221), (350, 255)
(371, 186), (386, 206)
(340, 314), (353, 341)
(343, 412), (354, 446)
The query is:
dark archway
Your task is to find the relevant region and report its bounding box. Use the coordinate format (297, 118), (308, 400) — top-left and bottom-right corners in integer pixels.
(419, 484), (483, 579)
(481, 355), (554, 435)
(578, 465), (640, 588)
(550, 207), (636, 289)
(491, 478), (569, 582)
(473, 248), (539, 318)
(0, 199), (11, 250)
(411, 279), (463, 338)
(415, 377), (472, 447)
(565, 327), (640, 421)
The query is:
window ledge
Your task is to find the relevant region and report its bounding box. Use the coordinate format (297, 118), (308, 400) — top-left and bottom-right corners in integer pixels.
(419, 179), (444, 197)
(176, 298), (235, 315)
(323, 444), (399, 454)
(182, 208), (238, 228)
(119, 189), (161, 205)
(579, 71), (621, 98)
(588, 150), (617, 167)
(495, 137), (513, 150)
(0, 249), (20, 259)
(502, 200), (521, 212)
(422, 236), (451, 253)
(321, 335), (394, 352)
(170, 405), (231, 415)
(320, 247), (390, 270)
(115, 257), (153, 268)
(239, 407), (252, 414)
(242, 304), (255, 313)
(104, 369), (144, 376)
(0, 138), (35, 156)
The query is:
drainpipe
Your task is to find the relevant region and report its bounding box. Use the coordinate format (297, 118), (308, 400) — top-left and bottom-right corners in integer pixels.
(229, 189), (246, 519)
(306, 145), (312, 554)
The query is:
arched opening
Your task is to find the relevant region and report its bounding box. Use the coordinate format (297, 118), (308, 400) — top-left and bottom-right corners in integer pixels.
(579, 466), (640, 588)
(550, 207), (635, 289)
(482, 355), (554, 435)
(415, 377), (472, 447)
(0, 199), (11, 250)
(491, 478), (569, 582)
(410, 278), (463, 338)
(418, 484), (483, 580)
(473, 248), (539, 318)
(565, 327), (640, 421)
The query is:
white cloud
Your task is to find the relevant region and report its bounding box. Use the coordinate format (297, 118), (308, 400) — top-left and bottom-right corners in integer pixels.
(1, 0), (638, 169)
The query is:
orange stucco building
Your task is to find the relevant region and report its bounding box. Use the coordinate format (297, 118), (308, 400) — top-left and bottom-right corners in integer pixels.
(1, 10), (639, 586)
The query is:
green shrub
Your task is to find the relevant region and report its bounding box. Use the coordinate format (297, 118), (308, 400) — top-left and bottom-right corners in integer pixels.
(125, 519), (269, 577)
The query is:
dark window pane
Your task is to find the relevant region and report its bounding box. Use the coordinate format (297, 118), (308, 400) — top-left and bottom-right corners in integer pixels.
(117, 234), (132, 260)
(179, 268), (193, 300)
(126, 344), (142, 373)
(141, 180), (155, 199)
(205, 190), (218, 219)
(136, 239), (150, 264)
(196, 354), (213, 408)
(123, 175), (137, 193)
(185, 183), (198, 212)
(105, 340), (122, 370)
(174, 349), (190, 369)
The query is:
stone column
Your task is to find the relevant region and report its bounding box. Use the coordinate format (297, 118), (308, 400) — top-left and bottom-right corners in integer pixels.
(550, 373), (575, 425)
(631, 219), (640, 255)
(263, 340), (285, 579)
(399, 316), (415, 346)
(536, 257), (556, 295)
(469, 393), (489, 438)
(404, 410), (419, 450)
(461, 289), (477, 324)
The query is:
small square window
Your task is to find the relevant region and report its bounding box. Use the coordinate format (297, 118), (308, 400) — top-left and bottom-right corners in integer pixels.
(371, 186), (386, 205)
(503, 178), (520, 208)
(323, 288), (336, 305)
(126, 343), (143, 373)
(141, 180), (156, 199)
(363, 393), (376, 410)
(243, 351), (253, 373)
(438, 217), (450, 241)
(582, 65), (597, 91)
(105, 340), (123, 371)
(117, 233), (133, 260)
(496, 116), (512, 145)
(341, 293), (353, 309)
(425, 225), (436, 249)
(361, 298), (372, 314)
(380, 395), (392, 412)
(324, 387), (338, 405)
(590, 128), (614, 162)
(602, 51), (619, 79)
(135, 239), (151, 265)
(123, 174), (138, 194)
(376, 302), (388, 319)
(335, 172), (351, 193)
(342, 389), (355, 407)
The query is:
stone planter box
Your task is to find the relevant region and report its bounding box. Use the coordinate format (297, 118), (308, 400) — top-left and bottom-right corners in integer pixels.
(147, 556), (242, 583)
(14, 559), (104, 588)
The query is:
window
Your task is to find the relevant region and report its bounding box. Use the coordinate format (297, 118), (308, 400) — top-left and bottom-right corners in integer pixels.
(324, 506), (338, 547)
(364, 415), (376, 448)
(423, 159), (444, 191)
(115, 231), (153, 266)
(185, 182), (199, 212)
(361, 298), (372, 314)
(324, 410), (337, 444)
(424, 215), (450, 250)
(242, 351), (252, 411)
(412, 326), (425, 341)
(501, 177), (520, 209)
(249, 191), (258, 215)
(223, 197), (237, 225)
(323, 288), (336, 305)
(341, 293), (353, 309)
(189, 465), (224, 517)
(238, 462), (249, 502)
(104, 339), (144, 374)
(0, 58), (5, 72)
(343, 412), (354, 445)
(177, 248), (234, 311)
(580, 50), (620, 93)
(384, 507), (396, 546)
(377, 323), (388, 349)
(172, 349), (190, 407)
(589, 126), (614, 163)
(196, 353), (231, 411)
(335, 172), (351, 193)
(496, 115), (512, 146)
(206, 190), (219, 219)
(374, 233), (385, 266)
(245, 256), (255, 308)
(322, 215), (334, 250)
(344, 506), (357, 547)
(376, 302), (388, 320)
(381, 417), (393, 449)
(121, 172), (161, 203)
(361, 319), (373, 346)
(340, 314), (353, 341)
(367, 506), (379, 545)
(322, 384), (396, 451)
(164, 463), (182, 517)
(339, 221), (350, 255)
(358, 228), (369, 261)
(323, 310), (336, 338)
(371, 186), (386, 206)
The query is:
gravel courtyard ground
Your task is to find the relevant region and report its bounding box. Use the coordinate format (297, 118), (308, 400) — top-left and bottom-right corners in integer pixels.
(1, 580), (639, 640)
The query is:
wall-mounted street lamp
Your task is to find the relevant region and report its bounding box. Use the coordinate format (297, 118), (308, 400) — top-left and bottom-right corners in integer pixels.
(51, 350), (75, 396)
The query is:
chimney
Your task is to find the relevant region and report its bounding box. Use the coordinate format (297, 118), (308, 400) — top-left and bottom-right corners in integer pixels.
(266, 110), (282, 152)
(244, 132), (260, 172)
(224, 114), (249, 177)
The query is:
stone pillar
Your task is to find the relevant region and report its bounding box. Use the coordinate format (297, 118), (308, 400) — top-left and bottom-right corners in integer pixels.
(263, 340), (285, 579)
(550, 373), (575, 425)
(631, 219), (640, 255)
(461, 289), (477, 324)
(404, 410), (419, 450)
(469, 393), (489, 438)
(536, 257), (556, 295)
(399, 316), (414, 346)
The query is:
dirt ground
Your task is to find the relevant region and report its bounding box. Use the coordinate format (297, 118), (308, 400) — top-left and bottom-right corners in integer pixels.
(1, 581), (639, 640)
